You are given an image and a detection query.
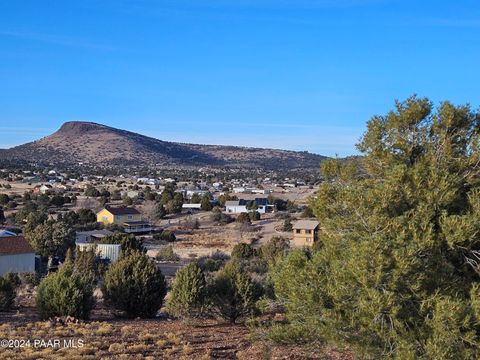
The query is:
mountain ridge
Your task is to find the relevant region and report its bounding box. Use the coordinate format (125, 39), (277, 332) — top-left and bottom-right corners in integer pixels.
(0, 121), (327, 170)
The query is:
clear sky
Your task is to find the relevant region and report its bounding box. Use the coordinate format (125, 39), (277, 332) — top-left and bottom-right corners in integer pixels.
(1, 0), (479, 156)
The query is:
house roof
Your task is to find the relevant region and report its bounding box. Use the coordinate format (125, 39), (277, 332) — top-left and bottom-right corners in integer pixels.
(0, 236), (35, 255)
(0, 230), (17, 238)
(225, 198), (269, 207)
(293, 220), (319, 230)
(101, 205), (140, 216)
(76, 230), (113, 237)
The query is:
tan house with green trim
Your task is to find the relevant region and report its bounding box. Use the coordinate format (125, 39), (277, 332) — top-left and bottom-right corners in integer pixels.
(292, 220), (319, 247)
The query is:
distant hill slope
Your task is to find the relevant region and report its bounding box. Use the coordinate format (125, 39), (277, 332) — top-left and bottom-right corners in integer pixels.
(0, 121), (326, 170)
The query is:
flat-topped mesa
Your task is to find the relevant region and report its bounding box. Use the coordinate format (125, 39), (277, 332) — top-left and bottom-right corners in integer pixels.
(57, 121), (108, 135)
(0, 120), (327, 169)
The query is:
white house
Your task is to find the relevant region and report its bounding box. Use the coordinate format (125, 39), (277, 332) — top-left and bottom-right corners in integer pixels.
(225, 198), (270, 214)
(76, 243), (122, 263)
(182, 203), (202, 211)
(0, 236), (36, 276)
(186, 190), (209, 199)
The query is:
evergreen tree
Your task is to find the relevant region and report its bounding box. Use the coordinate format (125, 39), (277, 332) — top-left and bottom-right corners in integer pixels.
(36, 258), (95, 320)
(166, 263), (207, 318)
(208, 260), (256, 324)
(200, 194), (212, 211)
(272, 96), (480, 358)
(0, 276), (16, 310)
(102, 251), (167, 318)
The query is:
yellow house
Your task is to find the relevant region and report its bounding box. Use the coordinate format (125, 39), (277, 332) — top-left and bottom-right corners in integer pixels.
(292, 220), (319, 247)
(97, 205), (141, 225)
(97, 205), (152, 234)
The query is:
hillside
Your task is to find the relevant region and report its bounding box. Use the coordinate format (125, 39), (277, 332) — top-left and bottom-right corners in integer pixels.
(1, 121), (326, 170)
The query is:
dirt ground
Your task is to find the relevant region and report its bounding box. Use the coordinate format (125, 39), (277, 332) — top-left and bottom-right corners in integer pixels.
(0, 286), (353, 360)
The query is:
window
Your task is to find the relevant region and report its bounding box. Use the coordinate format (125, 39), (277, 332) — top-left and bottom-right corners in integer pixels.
(295, 229), (301, 234)
(306, 230), (312, 234)
(127, 215), (133, 220)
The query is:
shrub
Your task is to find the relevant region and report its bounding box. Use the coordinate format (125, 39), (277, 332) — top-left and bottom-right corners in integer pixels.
(158, 230), (176, 242)
(231, 243), (256, 259)
(210, 208), (233, 224)
(236, 213), (251, 224)
(0, 276), (16, 310)
(18, 272), (40, 287)
(166, 263), (206, 318)
(282, 218), (293, 232)
(102, 251), (167, 318)
(36, 260), (95, 320)
(258, 236), (290, 266)
(3, 272), (20, 289)
(156, 245), (180, 262)
(301, 206), (314, 218)
(197, 250), (230, 272)
(207, 260), (257, 324)
(248, 211), (261, 222)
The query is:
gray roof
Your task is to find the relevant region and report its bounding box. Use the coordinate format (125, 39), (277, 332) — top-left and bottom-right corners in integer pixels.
(292, 220), (319, 230)
(225, 200), (240, 206)
(76, 230), (113, 237)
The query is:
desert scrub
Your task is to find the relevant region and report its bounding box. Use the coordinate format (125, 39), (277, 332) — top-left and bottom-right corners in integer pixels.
(95, 323), (113, 336)
(108, 342), (127, 354)
(138, 332), (156, 343)
(165, 331), (182, 345)
(120, 325), (134, 337)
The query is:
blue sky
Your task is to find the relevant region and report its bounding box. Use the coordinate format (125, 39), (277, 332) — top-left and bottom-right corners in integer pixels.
(1, 0), (479, 156)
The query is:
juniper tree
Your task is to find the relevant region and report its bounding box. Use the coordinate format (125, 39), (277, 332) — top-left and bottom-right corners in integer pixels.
(208, 260), (256, 324)
(272, 96), (480, 358)
(166, 263), (207, 318)
(102, 251), (167, 318)
(36, 257), (95, 320)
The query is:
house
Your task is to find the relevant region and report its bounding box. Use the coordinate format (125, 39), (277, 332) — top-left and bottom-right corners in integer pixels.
(182, 203), (202, 211)
(75, 229), (120, 262)
(185, 190), (209, 199)
(32, 184), (52, 194)
(292, 220), (319, 247)
(75, 229), (113, 244)
(0, 236), (36, 275)
(225, 198), (270, 214)
(97, 205), (142, 225)
(76, 243), (122, 263)
(96, 205), (153, 234)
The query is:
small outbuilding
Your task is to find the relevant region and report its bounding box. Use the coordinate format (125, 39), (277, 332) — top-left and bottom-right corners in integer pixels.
(0, 236), (36, 276)
(292, 220), (319, 247)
